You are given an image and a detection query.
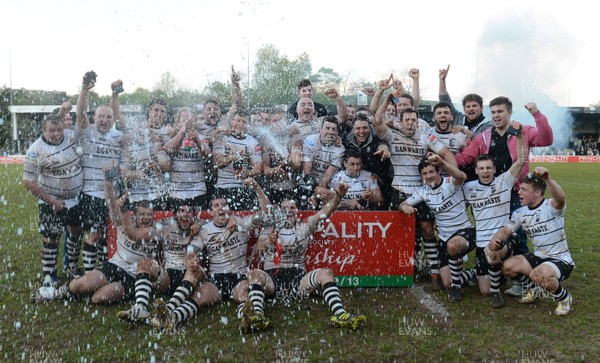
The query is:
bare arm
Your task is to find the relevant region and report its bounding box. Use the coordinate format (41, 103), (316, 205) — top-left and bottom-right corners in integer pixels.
(488, 226), (515, 251)
(369, 76), (393, 115)
(110, 80), (125, 129)
(76, 74), (94, 129)
(427, 152), (465, 185)
(438, 146), (458, 168)
(508, 123), (528, 178)
(533, 167), (565, 210)
(307, 181), (349, 232)
(244, 177), (270, 214)
(325, 88), (348, 125)
(409, 68), (420, 107)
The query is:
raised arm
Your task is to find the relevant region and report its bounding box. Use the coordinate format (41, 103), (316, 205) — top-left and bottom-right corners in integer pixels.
(533, 167), (565, 210)
(508, 122), (528, 178)
(325, 88), (348, 126)
(225, 66), (243, 119)
(244, 177), (270, 214)
(525, 103), (553, 147)
(374, 88), (398, 139)
(369, 76), (393, 115)
(76, 72), (95, 129)
(307, 180), (349, 232)
(427, 152), (465, 185)
(409, 68), (420, 107)
(110, 80), (126, 129)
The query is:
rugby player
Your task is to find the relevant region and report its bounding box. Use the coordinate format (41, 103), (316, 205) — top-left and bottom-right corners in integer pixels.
(491, 167), (575, 315)
(245, 181), (367, 331)
(400, 153), (475, 302)
(23, 114), (84, 288)
(463, 124), (527, 307)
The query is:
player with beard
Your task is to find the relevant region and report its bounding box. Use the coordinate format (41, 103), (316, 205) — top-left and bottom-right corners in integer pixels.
(24, 114), (84, 289)
(438, 65), (493, 139)
(491, 167), (575, 315)
(32, 169), (159, 305)
(300, 117), (346, 209)
(212, 110), (263, 210)
(75, 73), (126, 275)
(117, 203), (219, 323)
(373, 95), (457, 291)
(244, 181), (366, 331)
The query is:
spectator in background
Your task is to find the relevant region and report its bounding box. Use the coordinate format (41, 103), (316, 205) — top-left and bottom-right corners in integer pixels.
(287, 79), (328, 121)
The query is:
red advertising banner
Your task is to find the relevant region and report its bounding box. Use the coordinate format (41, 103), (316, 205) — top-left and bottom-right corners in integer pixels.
(529, 155), (600, 163)
(107, 211), (415, 287)
(0, 156), (25, 164)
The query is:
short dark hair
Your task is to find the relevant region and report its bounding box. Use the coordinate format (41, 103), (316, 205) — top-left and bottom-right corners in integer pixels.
(343, 149), (363, 162)
(489, 96), (512, 112)
(297, 79), (312, 90)
(204, 99), (220, 107)
(433, 101), (453, 113)
(399, 93), (414, 106)
(42, 114), (63, 128)
(400, 108), (419, 121)
(462, 94), (483, 108)
(321, 116), (339, 129)
(475, 154), (496, 167)
(356, 106), (370, 113)
(132, 200), (153, 211)
(521, 174), (547, 195)
(149, 98), (168, 109)
(417, 156), (440, 174)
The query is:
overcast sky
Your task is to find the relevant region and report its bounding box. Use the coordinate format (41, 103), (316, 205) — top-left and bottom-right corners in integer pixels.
(2, 0), (598, 107)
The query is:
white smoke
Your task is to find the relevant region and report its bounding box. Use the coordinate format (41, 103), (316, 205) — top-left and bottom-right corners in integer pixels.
(476, 13), (579, 148)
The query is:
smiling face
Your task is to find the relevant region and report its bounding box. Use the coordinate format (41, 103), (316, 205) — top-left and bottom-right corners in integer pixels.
(420, 164), (441, 187)
(134, 206), (154, 228)
(231, 114), (249, 136)
(464, 100), (483, 122)
(434, 105), (453, 133)
(352, 119), (370, 144)
(490, 104), (511, 132)
(203, 102), (221, 125)
(298, 85), (313, 99)
(94, 105), (114, 134)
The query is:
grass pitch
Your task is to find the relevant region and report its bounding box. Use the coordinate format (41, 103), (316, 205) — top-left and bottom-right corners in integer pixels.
(0, 162), (599, 362)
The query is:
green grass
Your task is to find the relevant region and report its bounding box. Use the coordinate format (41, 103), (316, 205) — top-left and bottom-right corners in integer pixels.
(1, 163), (599, 362)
